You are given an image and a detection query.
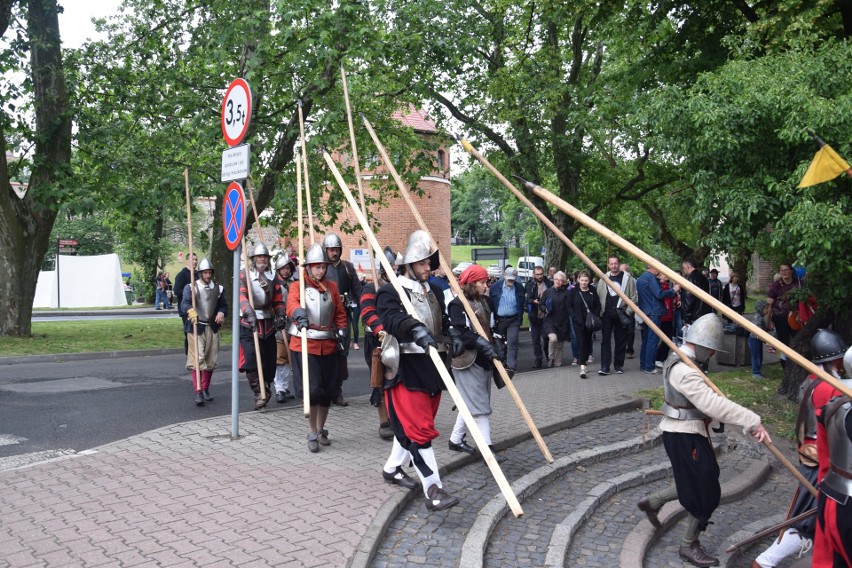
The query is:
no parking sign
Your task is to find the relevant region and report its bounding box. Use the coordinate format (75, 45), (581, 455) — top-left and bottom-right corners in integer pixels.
(222, 182), (246, 251)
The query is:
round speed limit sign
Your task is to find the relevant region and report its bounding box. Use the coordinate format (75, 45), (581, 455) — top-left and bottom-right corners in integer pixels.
(221, 78), (252, 147)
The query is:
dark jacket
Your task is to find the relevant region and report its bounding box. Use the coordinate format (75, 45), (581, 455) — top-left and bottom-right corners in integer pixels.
(448, 295), (496, 370)
(540, 285), (571, 340)
(525, 277), (553, 320)
(489, 278), (525, 326)
(174, 267), (195, 316)
(721, 282), (747, 310)
(567, 286), (601, 328)
(681, 270), (712, 324)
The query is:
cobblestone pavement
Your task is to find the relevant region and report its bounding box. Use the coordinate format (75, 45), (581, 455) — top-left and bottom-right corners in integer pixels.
(0, 362), (668, 567)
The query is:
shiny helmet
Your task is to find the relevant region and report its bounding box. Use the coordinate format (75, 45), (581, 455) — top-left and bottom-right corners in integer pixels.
(684, 313), (728, 353)
(844, 345), (852, 378)
(197, 258), (214, 273)
(810, 329), (848, 363)
(322, 233), (343, 251)
(249, 243), (271, 258)
(401, 230), (439, 271)
(274, 254), (295, 272)
(304, 243), (329, 265)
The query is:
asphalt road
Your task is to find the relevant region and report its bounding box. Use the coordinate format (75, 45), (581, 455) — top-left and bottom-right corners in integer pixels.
(0, 345), (375, 471)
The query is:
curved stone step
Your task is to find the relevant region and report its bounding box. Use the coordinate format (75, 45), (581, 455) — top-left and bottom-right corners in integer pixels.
(367, 408), (660, 568)
(621, 456), (771, 568)
(459, 429), (664, 568)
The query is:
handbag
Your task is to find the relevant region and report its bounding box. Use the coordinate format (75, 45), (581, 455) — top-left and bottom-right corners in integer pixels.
(579, 291), (602, 331)
(616, 307), (632, 328)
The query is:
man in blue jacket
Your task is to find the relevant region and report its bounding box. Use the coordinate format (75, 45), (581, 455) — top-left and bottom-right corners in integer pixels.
(490, 266), (526, 374)
(636, 265), (678, 374)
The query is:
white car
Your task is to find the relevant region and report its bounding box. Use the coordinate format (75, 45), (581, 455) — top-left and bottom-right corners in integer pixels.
(452, 261), (474, 276)
(487, 265), (502, 278)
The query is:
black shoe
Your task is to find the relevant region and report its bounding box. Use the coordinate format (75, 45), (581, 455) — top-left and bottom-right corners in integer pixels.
(488, 445), (507, 464)
(202, 389), (213, 401)
(283, 389), (295, 400)
(194, 393), (204, 406)
(276, 391), (286, 403)
(425, 484), (459, 511)
(533, 360), (542, 369)
(383, 466), (418, 490)
(318, 429), (331, 446)
(333, 393), (349, 407)
(615, 368), (624, 374)
(678, 541), (719, 567)
(626, 351), (635, 359)
(637, 497), (661, 528)
(448, 438), (476, 454)
(379, 422), (394, 440)
(598, 369), (610, 376)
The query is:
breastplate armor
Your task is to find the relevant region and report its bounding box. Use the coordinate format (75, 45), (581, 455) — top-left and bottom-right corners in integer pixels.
(194, 283), (219, 323)
(660, 352), (709, 421)
(823, 397), (852, 499)
(400, 285), (446, 354)
(250, 270), (274, 317)
(288, 285), (335, 340)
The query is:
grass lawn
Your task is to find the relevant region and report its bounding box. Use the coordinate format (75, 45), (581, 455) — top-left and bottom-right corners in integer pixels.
(635, 361), (797, 442)
(0, 319), (232, 357)
(451, 245), (525, 267)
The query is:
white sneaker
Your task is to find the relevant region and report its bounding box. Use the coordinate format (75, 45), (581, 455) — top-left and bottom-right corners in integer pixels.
(580, 365), (587, 379)
(654, 360), (663, 368)
(587, 355), (594, 363)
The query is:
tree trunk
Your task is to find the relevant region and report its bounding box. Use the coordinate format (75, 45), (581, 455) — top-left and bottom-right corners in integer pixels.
(0, 0), (72, 336)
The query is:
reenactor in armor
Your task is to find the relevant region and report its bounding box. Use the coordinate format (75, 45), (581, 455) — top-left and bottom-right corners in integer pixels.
(636, 314), (770, 568)
(273, 255), (297, 403)
(375, 230), (459, 511)
(180, 258), (228, 406)
(286, 243), (347, 453)
(751, 332), (837, 567)
(805, 330), (851, 567)
(360, 246), (399, 440)
(239, 244), (287, 410)
(322, 233), (363, 406)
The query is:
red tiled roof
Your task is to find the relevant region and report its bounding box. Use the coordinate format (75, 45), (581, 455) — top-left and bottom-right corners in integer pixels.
(392, 106), (437, 133)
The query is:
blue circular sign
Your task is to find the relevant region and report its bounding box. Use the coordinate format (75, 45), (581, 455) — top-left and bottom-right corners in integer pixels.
(223, 182), (246, 251)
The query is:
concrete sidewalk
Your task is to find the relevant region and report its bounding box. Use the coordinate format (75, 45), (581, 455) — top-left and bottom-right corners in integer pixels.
(0, 365), (667, 568)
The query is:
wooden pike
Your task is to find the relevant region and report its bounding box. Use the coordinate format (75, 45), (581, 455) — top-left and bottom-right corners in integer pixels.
(362, 116), (553, 464)
(183, 168), (202, 392)
(459, 137), (817, 497)
(241, 237), (267, 402)
(323, 150), (524, 518)
(297, 101), (316, 243)
(295, 153), (311, 417)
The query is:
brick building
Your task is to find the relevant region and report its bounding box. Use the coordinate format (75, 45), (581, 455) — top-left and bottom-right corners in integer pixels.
(317, 108), (452, 275)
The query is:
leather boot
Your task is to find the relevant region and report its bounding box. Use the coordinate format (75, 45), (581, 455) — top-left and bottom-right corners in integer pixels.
(247, 372), (266, 410)
(678, 541), (719, 567)
(425, 484), (459, 512)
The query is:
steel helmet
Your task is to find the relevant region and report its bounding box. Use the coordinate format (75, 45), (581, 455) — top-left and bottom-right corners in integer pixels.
(684, 314), (728, 353)
(274, 254), (295, 272)
(197, 258), (214, 272)
(249, 243), (271, 258)
(401, 230), (439, 270)
(810, 329), (848, 363)
(304, 243), (329, 265)
(844, 345), (852, 378)
(376, 246), (397, 273)
(322, 233), (343, 251)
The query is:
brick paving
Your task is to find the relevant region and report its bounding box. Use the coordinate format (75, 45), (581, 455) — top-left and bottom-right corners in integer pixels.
(0, 356), (804, 568)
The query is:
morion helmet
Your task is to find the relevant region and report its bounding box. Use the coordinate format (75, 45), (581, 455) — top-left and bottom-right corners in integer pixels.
(274, 254), (295, 272)
(249, 243), (271, 258)
(401, 230), (439, 271)
(304, 243), (329, 265)
(322, 233), (343, 251)
(810, 329), (848, 364)
(197, 258), (214, 273)
(684, 314), (727, 353)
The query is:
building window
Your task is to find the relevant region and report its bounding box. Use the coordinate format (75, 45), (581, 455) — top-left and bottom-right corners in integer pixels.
(437, 149), (445, 170)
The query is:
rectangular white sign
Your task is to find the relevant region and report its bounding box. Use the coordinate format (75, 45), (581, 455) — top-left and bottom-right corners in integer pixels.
(221, 144), (250, 182)
(350, 248), (373, 271)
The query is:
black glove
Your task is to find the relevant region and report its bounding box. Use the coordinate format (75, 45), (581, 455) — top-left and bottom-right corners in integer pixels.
(336, 329), (348, 357)
(448, 327), (465, 358)
(370, 387), (383, 407)
(274, 314), (287, 331)
(292, 308), (308, 331)
(475, 336), (498, 360)
(243, 308), (257, 332)
(410, 324), (437, 352)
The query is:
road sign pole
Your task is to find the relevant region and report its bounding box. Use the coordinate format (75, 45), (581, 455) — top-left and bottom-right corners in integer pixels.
(56, 238), (60, 309)
(231, 244), (241, 439)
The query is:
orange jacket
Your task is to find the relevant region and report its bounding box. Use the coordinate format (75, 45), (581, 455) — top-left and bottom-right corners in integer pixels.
(287, 278), (347, 355)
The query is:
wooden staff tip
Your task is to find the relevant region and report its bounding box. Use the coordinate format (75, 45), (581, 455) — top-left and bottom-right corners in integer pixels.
(297, 99), (303, 108)
(512, 174), (534, 189)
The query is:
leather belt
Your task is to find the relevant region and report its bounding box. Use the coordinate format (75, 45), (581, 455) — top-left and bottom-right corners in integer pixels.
(831, 464), (852, 480)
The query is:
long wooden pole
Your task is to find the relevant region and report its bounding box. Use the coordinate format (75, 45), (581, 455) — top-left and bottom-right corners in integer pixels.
(296, 154), (311, 417)
(518, 176), (852, 401)
(362, 115), (553, 464)
(241, 237), (267, 402)
(340, 66), (379, 287)
(323, 151), (523, 517)
(297, 100), (316, 243)
(183, 168), (201, 392)
(460, 138), (818, 496)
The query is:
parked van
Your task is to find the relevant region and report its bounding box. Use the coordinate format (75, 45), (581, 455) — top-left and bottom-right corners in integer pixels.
(516, 256), (545, 282)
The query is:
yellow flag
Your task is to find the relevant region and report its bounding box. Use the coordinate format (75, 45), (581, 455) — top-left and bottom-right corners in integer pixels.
(798, 144), (851, 188)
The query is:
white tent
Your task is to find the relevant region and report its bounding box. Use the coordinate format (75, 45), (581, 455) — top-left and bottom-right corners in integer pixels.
(34, 253), (128, 308)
